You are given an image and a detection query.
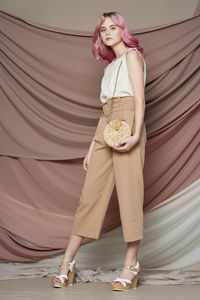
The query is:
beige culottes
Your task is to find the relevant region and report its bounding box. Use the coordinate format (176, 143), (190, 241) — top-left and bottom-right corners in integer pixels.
(71, 96), (147, 242)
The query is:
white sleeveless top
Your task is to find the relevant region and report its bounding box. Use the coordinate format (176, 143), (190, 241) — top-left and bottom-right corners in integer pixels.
(100, 47), (146, 104)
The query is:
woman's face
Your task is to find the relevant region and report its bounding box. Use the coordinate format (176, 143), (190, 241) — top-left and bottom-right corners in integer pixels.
(99, 16), (121, 47)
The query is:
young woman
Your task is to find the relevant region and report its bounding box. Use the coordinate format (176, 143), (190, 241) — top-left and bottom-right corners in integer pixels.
(52, 11), (147, 291)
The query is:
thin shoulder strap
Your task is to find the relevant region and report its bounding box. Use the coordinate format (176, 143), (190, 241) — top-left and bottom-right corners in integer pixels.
(112, 60), (123, 98)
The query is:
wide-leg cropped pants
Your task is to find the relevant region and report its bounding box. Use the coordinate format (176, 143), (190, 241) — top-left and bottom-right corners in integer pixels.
(71, 96), (147, 242)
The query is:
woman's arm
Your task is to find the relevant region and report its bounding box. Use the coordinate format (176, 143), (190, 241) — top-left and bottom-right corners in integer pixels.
(88, 137), (94, 154)
(126, 50), (145, 140)
(87, 65), (107, 156)
(111, 49), (145, 152)
(83, 136), (94, 171)
(87, 110), (103, 154)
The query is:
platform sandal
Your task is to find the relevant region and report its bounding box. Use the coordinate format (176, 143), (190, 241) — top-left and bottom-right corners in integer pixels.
(52, 259), (76, 288)
(111, 261), (141, 291)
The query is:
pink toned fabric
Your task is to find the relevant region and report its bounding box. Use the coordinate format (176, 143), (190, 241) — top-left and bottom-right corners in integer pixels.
(0, 10), (199, 159)
(0, 9), (199, 261)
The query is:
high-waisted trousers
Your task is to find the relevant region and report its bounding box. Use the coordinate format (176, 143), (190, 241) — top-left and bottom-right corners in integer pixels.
(71, 96), (147, 242)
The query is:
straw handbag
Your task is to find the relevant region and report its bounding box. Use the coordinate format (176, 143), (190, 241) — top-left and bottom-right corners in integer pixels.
(103, 60), (131, 147)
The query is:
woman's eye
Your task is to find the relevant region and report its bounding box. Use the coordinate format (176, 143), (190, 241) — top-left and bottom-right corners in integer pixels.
(100, 27), (116, 33)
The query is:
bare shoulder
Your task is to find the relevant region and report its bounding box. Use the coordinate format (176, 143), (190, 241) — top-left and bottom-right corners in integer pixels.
(126, 49), (144, 71)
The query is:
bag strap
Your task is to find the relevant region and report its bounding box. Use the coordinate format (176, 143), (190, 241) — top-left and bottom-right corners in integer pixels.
(110, 60), (123, 128)
(112, 60), (123, 98)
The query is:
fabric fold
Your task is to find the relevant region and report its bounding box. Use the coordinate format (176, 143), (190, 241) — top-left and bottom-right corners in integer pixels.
(0, 10), (199, 159)
(0, 9), (199, 264)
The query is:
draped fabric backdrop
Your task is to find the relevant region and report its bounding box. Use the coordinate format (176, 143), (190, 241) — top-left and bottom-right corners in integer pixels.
(0, 8), (200, 283)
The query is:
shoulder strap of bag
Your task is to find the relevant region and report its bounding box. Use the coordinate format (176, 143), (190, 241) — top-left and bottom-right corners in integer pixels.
(112, 60), (123, 98)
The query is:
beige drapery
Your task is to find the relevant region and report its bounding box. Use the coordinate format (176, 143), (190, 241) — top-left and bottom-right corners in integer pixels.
(0, 9), (199, 262)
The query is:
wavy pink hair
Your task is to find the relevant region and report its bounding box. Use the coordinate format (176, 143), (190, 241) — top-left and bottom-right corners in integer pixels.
(92, 12), (146, 63)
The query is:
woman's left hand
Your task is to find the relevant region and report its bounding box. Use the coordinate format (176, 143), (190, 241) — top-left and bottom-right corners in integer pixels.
(112, 134), (140, 152)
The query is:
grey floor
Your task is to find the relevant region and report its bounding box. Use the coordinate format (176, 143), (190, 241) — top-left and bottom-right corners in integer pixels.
(0, 278), (199, 300)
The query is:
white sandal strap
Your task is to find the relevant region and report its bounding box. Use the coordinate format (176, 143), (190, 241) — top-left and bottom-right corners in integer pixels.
(56, 259), (76, 283)
(59, 259), (76, 272)
(68, 259), (76, 272)
(55, 274), (68, 284)
(114, 277), (131, 287)
(113, 261), (140, 287)
(123, 261), (140, 275)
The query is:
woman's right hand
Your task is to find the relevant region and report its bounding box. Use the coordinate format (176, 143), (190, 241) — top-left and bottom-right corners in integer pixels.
(83, 152), (91, 171)
(83, 137), (95, 171)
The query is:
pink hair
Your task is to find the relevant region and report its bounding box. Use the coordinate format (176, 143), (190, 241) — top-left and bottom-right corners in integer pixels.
(92, 12), (146, 63)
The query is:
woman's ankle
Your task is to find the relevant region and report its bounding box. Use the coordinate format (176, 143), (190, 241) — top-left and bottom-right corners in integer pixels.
(62, 255), (75, 262)
(124, 257), (137, 266)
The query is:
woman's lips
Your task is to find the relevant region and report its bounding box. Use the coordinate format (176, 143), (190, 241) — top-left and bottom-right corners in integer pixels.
(106, 38), (112, 40)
